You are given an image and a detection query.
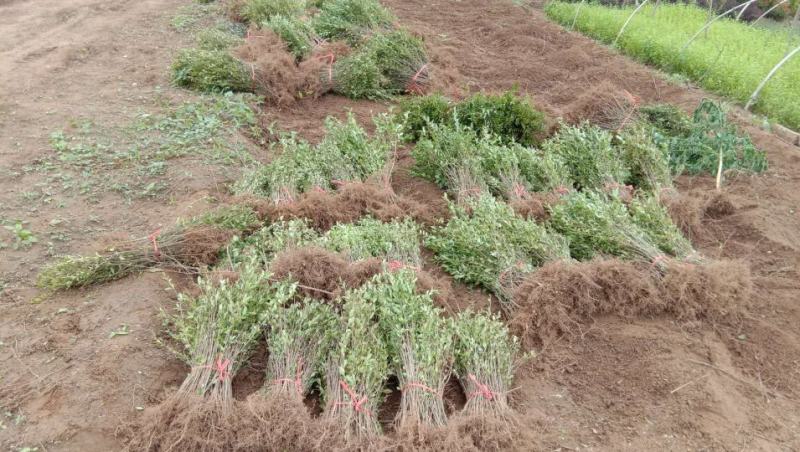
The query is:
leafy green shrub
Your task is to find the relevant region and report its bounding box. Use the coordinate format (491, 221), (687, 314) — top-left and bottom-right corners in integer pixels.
(241, 0), (306, 24)
(361, 30), (428, 95)
(617, 124), (672, 192)
(453, 310), (518, 415)
(171, 48), (252, 93)
(454, 91), (546, 146)
(639, 103), (693, 137)
(196, 28), (244, 50)
(235, 113), (400, 198)
(323, 217), (422, 265)
(628, 195), (695, 258)
(313, 0), (394, 44)
(426, 195), (569, 304)
(397, 93), (453, 141)
(543, 122), (628, 190)
(265, 14), (315, 59)
(331, 51), (388, 99)
(548, 191), (661, 262)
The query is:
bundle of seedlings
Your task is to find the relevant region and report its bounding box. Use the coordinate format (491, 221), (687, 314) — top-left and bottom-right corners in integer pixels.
(195, 27), (245, 51)
(628, 194), (697, 259)
(325, 281), (389, 440)
(425, 194), (570, 307)
(398, 91), (547, 146)
(543, 122), (629, 191)
(222, 218), (320, 266)
(234, 113), (399, 200)
(264, 299), (338, 400)
(36, 204), (261, 291)
(453, 310), (519, 417)
(239, 0), (307, 24)
(371, 269), (453, 428)
(321, 217), (422, 266)
(171, 48), (253, 93)
(264, 14), (316, 59)
(548, 190), (675, 271)
(331, 29), (429, 99)
(615, 123), (673, 193)
(313, 0), (395, 44)
(638, 103), (694, 137)
(412, 123), (572, 200)
(131, 259), (297, 450)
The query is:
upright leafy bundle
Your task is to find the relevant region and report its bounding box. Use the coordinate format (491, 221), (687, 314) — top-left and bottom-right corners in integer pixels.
(548, 191), (665, 267)
(369, 270), (454, 428)
(264, 300), (338, 399)
(173, 259), (297, 404)
(426, 195), (570, 305)
(543, 122), (628, 191)
(322, 217), (422, 265)
(325, 282), (389, 439)
(453, 311), (519, 416)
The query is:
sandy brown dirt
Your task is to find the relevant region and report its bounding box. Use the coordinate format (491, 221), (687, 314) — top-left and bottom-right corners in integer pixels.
(2, 0), (800, 450)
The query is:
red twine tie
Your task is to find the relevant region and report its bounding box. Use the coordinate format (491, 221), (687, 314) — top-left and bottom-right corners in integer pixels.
(406, 63), (429, 95)
(213, 357), (231, 382)
(148, 229), (162, 260)
(388, 260), (405, 272)
(467, 374), (497, 401)
(334, 381), (372, 417)
(401, 381), (440, 397)
(651, 254), (668, 268)
(273, 359), (304, 396)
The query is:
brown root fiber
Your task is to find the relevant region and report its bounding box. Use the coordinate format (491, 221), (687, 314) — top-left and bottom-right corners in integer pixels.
(661, 190), (736, 240)
(511, 258), (751, 347)
(172, 227), (235, 267)
(509, 191), (563, 222)
(241, 182), (439, 230)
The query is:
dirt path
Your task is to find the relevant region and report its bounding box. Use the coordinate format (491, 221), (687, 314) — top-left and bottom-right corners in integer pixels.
(1, 0), (799, 450)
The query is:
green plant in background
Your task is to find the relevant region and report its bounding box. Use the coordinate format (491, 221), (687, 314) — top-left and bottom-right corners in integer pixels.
(426, 194), (570, 305)
(171, 48), (252, 93)
(454, 91), (546, 146)
(264, 14), (316, 59)
(543, 122), (628, 191)
(453, 310), (518, 416)
(4, 222), (37, 250)
(313, 0), (395, 44)
(172, 258), (297, 401)
(264, 300), (338, 399)
(323, 217), (422, 265)
(629, 195), (695, 258)
(397, 93), (453, 141)
(324, 281), (389, 439)
(369, 269), (453, 428)
(241, 0), (307, 24)
(196, 27), (244, 51)
(548, 191), (664, 264)
(545, 2), (800, 131)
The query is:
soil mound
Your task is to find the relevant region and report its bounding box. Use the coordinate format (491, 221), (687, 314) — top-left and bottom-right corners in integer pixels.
(662, 190), (736, 240)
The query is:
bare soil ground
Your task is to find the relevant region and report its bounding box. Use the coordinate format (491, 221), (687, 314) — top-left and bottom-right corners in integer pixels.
(2, 0), (799, 450)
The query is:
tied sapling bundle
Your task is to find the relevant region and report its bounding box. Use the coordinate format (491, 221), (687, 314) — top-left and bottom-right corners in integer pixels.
(369, 269), (454, 428)
(322, 217), (422, 266)
(325, 282), (389, 439)
(453, 310), (519, 417)
(628, 194), (698, 260)
(264, 300), (338, 400)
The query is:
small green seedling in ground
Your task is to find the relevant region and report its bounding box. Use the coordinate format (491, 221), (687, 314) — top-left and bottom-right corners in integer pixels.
(4, 222), (37, 249)
(109, 324), (131, 338)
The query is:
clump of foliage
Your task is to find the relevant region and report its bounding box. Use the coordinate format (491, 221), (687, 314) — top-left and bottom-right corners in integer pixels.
(332, 29), (429, 99)
(454, 91), (546, 146)
(397, 93), (452, 141)
(196, 28), (244, 51)
(543, 122), (628, 191)
(548, 191), (666, 267)
(371, 269), (453, 428)
(426, 195), (570, 305)
(325, 280), (389, 439)
(398, 91), (547, 146)
(235, 113), (401, 199)
(223, 219), (320, 265)
(264, 14), (315, 59)
(322, 217), (422, 265)
(190, 204), (261, 231)
(313, 0), (395, 44)
(616, 124), (672, 192)
(412, 123), (571, 199)
(638, 103), (693, 137)
(628, 195), (695, 258)
(172, 259), (297, 402)
(264, 300), (338, 399)
(453, 310), (519, 416)
(660, 100), (768, 176)
(241, 0), (306, 24)
(171, 48), (252, 93)
(37, 252), (143, 291)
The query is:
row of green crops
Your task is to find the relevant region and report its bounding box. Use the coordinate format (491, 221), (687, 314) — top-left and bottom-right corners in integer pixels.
(545, 2), (800, 131)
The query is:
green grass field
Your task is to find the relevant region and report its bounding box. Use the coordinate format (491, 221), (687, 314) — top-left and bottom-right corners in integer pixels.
(545, 2), (800, 131)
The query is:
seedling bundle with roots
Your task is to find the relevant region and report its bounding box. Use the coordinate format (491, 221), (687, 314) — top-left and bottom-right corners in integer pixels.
(453, 311), (519, 417)
(372, 269), (453, 428)
(264, 300), (338, 399)
(325, 282), (389, 440)
(322, 217), (422, 266)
